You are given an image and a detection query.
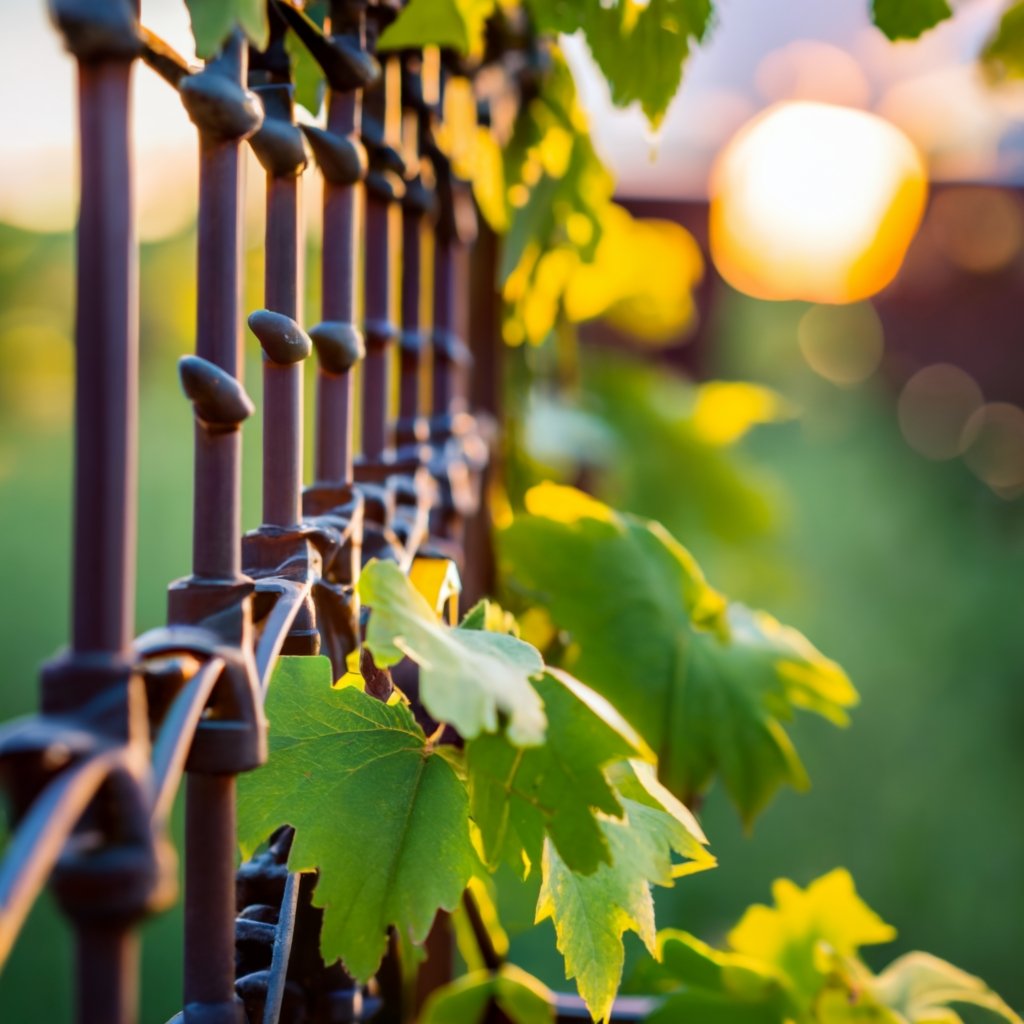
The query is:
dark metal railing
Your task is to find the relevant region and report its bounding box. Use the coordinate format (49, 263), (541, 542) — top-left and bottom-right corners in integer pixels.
(0, 2), (649, 1022)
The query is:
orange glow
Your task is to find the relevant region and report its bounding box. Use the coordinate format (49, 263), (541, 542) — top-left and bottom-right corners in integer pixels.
(709, 102), (927, 304)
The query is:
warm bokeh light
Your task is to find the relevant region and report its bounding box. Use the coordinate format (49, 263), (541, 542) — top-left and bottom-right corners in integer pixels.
(797, 302), (884, 386)
(898, 364), (984, 460)
(962, 401), (1024, 497)
(928, 186), (1024, 274)
(709, 102), (928, 303)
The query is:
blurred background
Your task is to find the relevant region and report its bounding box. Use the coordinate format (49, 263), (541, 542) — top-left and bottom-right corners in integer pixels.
(2, 0), (1024, 1019)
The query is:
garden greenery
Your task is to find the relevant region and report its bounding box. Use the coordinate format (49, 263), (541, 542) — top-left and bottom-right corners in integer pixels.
(182, 0), (1024, 1019)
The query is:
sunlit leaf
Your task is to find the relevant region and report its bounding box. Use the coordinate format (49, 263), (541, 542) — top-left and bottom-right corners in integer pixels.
(285, 2), (327, 116)
(870, 952), (1023, 1024)
(871, 0), (952, 40)
(728, 869), (896, 1008)
(467, 669), (650, 875)
(237, 657), (478, 981)
(563, 204), (703, 342)
(377, 0), (496, 55)
(638, 930), (793, 1024)
(420, 964), (555, 1024)
(185, 0), (269, 59)
(359, 559), (546, 745)
(500, 485), (856, 823)
(583, 0), (712, 126)
(525, 0), (711, 126)
(536, 762), (712, 1021)
(513, 352), (787, 548)
(982, 2), (1024, 83)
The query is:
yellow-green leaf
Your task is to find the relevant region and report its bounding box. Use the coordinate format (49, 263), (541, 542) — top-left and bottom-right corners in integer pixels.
(536, 761), (712, 1021)
(500, 485), (855, 823)
(728, 869), (896, 1009)
(359, 559), (546, 745)
(185, 0), (269, 60)
(377, 0), (496, 55)
(420, 965), (555, 1024)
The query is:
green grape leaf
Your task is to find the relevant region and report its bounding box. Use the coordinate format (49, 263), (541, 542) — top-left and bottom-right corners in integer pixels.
(983, 2), (1024, 83)
(870, 0), (952, 40)
(500, 484), (856, 823)
(520, 351), (787, 546)
(583, 0), (712, 127)
(420, 965), (555, 1024)
(536, 761), (713, 1022)
(466, 668), (651, 875)
(359, 559), (546, 745)
(727, 869), (896, 1010)
(522, 0), (711, 127)
(460, 598), (521, 635)
(185, 0), (269, 59)
(284, 1), (327, 116)
(500, 51), (615, 346)
(639, 930), (793, 1024)
(869, 952), (1023, 1024)
(236, 656), (478, 982)
(377, 0), (496, 55)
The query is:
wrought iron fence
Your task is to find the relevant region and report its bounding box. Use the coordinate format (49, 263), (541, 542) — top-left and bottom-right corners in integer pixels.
(0, 2), (651, 1022)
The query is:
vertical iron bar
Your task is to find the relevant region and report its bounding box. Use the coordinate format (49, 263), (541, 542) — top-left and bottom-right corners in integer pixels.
(361, 48), (402, 461)
(72, 59), (137, 658)
(192, 425), (243, 579)
(184, 775), (240, 1020)
(75, 922), (140, 1024)
(317, 90), (362, 483)
(262, 164), (303, 527)
(179, 33), (259, 1024)
(399, 192), (423, 424)
(431, 232), (456, 418)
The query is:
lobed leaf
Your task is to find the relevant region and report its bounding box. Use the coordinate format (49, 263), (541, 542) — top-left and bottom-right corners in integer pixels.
(870, 952), (1023, 1024)
(728, 869), (896, 1009)
(536, 760), (713, 1021)
(500, 484), (856, 824)
(419, 964), (554, 1024)
(359, 559), (546, 746)
(237, 656), (478, 982)
(185, 0), (269, 60)
(983, 2), (1024, 83)
(467, 668), (651, 875)
(640, 930), (793, 1024)
(871, 0), (952, 41)
(377, 0), (496, 55)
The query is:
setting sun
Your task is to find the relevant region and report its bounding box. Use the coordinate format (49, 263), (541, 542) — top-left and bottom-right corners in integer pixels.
(709, 101), (927, 304)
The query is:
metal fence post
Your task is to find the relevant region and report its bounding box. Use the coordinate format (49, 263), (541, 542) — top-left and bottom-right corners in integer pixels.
(176, 32), (262, 1024)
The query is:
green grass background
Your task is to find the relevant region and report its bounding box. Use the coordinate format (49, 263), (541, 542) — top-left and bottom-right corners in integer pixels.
(0, 223), (1021, 1019)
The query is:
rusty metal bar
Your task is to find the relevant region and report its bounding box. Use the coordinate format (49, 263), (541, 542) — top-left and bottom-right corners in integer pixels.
(263, 174), (305, 527)
(361, 30), (403, 460)
(184, 774), (241, 1022)
(0, 749), (125, 966)
(177, 33), (261, 1024)
(150, 658), (225, 826)
(256, 580), (315, 690)
(71, 57), (138, 658)
(261, 870), (300, 1024)
(76, 923), (140, 1024)
(251, 83), (309, 528)
(317, 89), (362, 484)
(295, 0), (376, 487)
(396, 52), (434, 446)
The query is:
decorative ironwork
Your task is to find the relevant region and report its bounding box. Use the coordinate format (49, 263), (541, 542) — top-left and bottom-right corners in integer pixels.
(0, 2), (650, 1021)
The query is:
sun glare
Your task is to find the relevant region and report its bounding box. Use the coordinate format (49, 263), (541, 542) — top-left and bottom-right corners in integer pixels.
(709, 101), (927, 304)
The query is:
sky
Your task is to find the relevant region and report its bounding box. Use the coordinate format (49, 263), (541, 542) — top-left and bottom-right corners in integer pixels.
(1, 0), (1023, 235)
